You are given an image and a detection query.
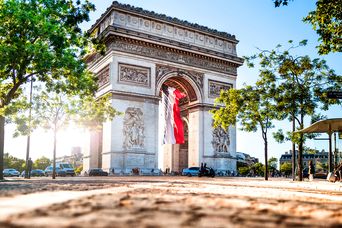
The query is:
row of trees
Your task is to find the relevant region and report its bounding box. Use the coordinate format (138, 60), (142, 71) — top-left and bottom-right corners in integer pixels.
(0, 0), (119, 180)
(212, 41), (341, 181)
(238, 157), (279, 177)
(212, 0), (341, 181)
(4, 153), (51, 172)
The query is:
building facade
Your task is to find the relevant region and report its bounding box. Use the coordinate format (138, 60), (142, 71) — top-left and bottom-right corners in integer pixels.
(279, 150), (332, 170)
(83, 1), (243, 174)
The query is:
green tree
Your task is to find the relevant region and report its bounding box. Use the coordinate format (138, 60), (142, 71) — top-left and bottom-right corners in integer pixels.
(268, 157), (278, 170)
(245, 40), (341, 181)
(304, 0), (342, 54)
(212, 78), (277, 181)
(238, 166), (250, 176)
(3, 153), (25, 172)
(22, 91), (120, 179)
(251, 162), (265, 177)
(0, 0), (97, 179)
(33, 156), (51, 170)
(315, 161), (328, 173)
(280, 162), (292, 177)
(75, 165), (83, 175)
(274, 0), (341, 54)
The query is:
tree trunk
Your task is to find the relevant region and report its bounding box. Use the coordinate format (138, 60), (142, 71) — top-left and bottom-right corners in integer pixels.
(292, 115), (296, 181)
(0, 115), (5, 180)
(264, 133), (268, 181)
(297, 113), (304, 181)
(52, 126), (57, 179)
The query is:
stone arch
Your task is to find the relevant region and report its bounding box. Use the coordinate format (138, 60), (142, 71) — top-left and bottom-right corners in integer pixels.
(155, 66), (203, 104)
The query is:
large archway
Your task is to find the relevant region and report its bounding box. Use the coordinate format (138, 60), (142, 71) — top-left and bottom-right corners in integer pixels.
(157, 72), (202, 173)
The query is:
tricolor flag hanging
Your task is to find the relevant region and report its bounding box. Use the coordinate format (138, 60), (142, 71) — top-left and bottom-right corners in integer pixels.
(162, 85), (186, 144)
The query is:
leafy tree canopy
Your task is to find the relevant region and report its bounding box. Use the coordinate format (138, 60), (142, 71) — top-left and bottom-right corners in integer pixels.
(268, 157), (278, 170)
(33, 156), (51, 170)
(303, 0), (342, 54)
(0, 0), (97, 115)
(274, 0), (342, 54)
(280, 162), (292, 176)
(3, 153), (25, 172)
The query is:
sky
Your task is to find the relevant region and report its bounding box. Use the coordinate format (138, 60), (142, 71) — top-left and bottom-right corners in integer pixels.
(4, 0), (342, 163)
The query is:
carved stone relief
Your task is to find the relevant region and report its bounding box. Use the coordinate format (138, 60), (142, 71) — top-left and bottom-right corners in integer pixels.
(212, 125), (230, 153)
(208, 80), (232, 98)
(97, 65), (110, 88)
(156, 64), (204, 89)
(123, 108), (144, 150)
(118, 63), (150, 87)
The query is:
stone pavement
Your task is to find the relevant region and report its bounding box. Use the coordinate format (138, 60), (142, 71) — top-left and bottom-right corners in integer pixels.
(0, 176), (341, 227)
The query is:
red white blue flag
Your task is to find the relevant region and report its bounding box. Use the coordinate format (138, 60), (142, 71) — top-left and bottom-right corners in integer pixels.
(161, 85), (186, 144)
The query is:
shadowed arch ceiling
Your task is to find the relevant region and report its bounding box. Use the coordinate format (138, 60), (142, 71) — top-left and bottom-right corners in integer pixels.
(161, 76), (198, 105)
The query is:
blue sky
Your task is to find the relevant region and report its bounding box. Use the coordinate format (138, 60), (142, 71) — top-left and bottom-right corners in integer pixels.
(5, 0), (342, 163)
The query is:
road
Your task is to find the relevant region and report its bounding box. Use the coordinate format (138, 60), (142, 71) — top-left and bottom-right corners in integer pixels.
(0, 176), (341, 227)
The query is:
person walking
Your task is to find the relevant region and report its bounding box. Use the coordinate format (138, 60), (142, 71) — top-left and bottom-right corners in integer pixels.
(308, 160), (315, 181)
(27, 158), (33, 179)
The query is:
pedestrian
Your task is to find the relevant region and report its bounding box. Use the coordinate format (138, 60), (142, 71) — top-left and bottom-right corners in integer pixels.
(308, 160), (315, 181)
(27, 158), (33, 179)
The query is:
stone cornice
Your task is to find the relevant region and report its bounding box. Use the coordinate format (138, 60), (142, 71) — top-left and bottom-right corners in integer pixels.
(86, 35), (240, 76)
(89, 1), (237, 42)
(100, 26), (244, 65)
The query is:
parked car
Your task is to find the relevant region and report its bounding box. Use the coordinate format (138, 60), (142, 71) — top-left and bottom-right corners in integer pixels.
(44, 166), (67, 177)
(56, 163), (75, 176)
(3, 168), (20, 177)
(88, 168), (108, 176)
(314, 171), (327, 179)
(21, 169), (46, 177)
(182, 167), (200, 177)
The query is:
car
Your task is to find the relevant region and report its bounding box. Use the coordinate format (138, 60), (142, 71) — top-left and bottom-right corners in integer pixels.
(44, 166), (67, 177)
(57, 163), (75, 177)
(3, 168), (20, 177)
(21, 169), (46, 177)
(182, 167), (200, 177)
(88, 168), (109, 176)
(314, 172), (327, 179)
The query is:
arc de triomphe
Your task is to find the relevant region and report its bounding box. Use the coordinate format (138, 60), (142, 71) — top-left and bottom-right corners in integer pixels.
(83, 1), (244, 174)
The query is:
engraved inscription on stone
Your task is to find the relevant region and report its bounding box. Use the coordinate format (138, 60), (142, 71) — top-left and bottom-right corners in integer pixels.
(208, 80), (232, 98)
(97, 65), (110, 88)
(212, 125), (230, 153)
(118, 63), (150, 87)
(123, 107), (144, 150)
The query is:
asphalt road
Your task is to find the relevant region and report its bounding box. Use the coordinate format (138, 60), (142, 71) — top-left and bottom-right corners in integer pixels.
(0, 176), (341, 227)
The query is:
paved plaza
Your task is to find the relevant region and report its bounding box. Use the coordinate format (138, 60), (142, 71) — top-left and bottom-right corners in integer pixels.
(0, 176), (341, 227)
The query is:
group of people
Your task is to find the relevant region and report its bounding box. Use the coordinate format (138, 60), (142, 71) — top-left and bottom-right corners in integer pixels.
(308, 160), (342, 182)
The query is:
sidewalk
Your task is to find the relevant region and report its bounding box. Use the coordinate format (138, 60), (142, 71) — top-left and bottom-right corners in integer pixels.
(0, 177), (341, 227)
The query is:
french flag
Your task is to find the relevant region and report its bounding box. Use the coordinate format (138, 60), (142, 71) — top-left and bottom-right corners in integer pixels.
(162, 85), (186, 144)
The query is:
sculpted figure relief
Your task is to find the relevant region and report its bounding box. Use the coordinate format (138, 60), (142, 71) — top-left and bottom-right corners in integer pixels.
(123, 108), (144, 150)
(212, 126), (230, 153)
(119, 64), (150, 87)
